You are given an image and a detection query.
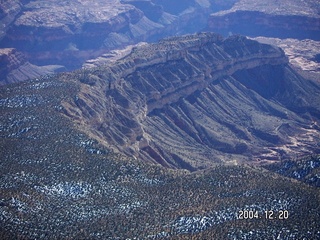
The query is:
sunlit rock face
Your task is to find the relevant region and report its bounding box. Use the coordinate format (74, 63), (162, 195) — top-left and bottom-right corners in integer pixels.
(62, 33), (320, 169)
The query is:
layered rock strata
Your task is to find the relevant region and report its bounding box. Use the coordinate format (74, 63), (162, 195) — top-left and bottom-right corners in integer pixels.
(62, 33), (320, 169)
(0, 0), (237, 84)
(253, 37), (320, 81)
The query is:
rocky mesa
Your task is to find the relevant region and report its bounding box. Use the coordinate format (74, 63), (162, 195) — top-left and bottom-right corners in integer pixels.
(61, 33), (320, 169)
(1, 0), (319, 85)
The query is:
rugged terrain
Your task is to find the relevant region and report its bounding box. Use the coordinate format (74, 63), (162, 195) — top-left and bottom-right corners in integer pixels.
(0, 63), (320, 238)
(1, 32), (320, 238)
(208, 0), (320, 40)
(61, 33), (320, 169)
(252, 37), (320, 82)
(0, 0), (236, 84)
(0, 48), (64, 85)
(1, 0), (319, 85)
(1, 1), (320, 238)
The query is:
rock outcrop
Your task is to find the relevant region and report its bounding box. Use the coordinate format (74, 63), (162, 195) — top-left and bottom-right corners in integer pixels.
(1, 33), (320, 240)
(1, 0), (318, 85)
(62, 33), (320, 169)
(0, 0), (239, 84)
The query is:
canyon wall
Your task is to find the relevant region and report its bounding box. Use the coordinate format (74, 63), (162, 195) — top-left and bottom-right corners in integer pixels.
(0, 0), (226, 73)
(1, 0), (319, 84)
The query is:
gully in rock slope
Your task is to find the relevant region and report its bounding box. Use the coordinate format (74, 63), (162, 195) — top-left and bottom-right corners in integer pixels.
(63, 33), (320, 169)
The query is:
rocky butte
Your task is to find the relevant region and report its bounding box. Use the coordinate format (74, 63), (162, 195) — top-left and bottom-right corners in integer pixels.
(61, 33), (320, 169)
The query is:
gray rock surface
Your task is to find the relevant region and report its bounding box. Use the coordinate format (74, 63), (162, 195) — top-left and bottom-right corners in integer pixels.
(1, 0), (228, 82)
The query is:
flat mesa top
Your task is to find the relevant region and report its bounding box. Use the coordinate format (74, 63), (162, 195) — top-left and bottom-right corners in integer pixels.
(15, 0), (135, 27)
(211, 0), (320, 17)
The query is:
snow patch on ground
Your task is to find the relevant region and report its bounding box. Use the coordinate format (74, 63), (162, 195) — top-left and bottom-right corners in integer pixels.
(35, 181), (92, 199)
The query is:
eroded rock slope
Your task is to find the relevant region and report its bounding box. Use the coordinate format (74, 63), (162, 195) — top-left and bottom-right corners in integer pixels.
(62, 33), (320, 169)
(1, 0), (318, 85)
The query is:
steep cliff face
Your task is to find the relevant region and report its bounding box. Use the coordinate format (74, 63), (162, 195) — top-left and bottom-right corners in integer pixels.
(0, 48), (26, 74)
(62, 33), (320, 169)
(0, 0), (224, 69)
(1, 1), (143, 67)
(2, 0), (318, 85)
(208, 0), (320, 40)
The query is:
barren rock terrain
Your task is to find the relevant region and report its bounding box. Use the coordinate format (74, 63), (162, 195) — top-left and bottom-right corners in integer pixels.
(253, 37), (320, 81)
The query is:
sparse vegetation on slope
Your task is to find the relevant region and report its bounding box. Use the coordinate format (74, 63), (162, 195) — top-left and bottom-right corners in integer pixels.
(1, 47), (320, 238)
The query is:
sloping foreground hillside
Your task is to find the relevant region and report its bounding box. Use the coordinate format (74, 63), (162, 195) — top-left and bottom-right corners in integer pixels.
(0, 76), (319, 238)
(262, 154), (320, 187)
(1, 33), (320, 239)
